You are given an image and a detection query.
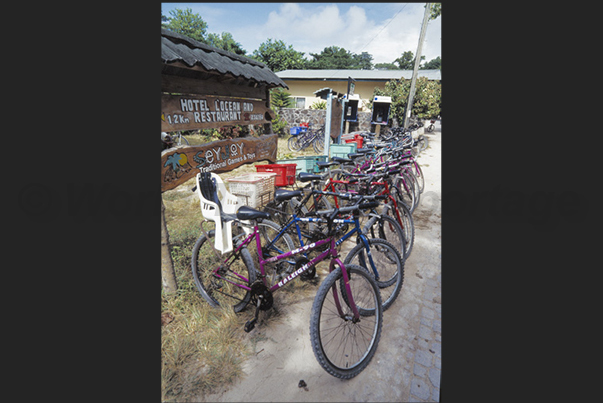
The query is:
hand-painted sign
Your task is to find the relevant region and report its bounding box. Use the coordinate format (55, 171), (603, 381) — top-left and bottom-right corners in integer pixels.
(161, 134), (278, 192)
(161, 94), (274, 132)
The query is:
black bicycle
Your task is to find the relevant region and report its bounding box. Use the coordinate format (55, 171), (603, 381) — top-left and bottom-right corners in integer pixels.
(288, 124), (328, 153)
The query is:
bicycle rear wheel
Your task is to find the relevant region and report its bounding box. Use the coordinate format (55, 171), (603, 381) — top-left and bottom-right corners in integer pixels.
(343, 238), (404, 311)
(363, 213), (406, 260)
(310, 264), (382, 379)
(288, 136), (301, 152)
(191, 225), (256, 313)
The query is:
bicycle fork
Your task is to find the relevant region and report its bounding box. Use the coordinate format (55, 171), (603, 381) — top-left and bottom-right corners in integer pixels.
(329, 257), (361, 322)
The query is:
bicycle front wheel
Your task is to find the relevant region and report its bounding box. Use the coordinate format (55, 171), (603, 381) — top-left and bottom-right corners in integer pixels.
(310, 264), (382, 379)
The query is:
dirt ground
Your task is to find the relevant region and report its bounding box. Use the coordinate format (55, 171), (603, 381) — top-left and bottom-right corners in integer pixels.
(199, 126), (442, 402)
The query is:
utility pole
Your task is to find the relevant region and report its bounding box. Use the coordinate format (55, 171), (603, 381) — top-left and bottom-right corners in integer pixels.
(324, 90), (332, 157)
(404, 3), (431, 129)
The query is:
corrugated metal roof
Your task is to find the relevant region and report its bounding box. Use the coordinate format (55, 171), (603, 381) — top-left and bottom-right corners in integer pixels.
(276, 69), (441, 81)
(161, 29), (288, 89)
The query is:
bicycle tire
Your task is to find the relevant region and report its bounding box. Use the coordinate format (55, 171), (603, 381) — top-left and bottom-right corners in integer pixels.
(392, 174), (417, 214)
(384, 201), (415, 260)
(404, 169), (421, 209)
(363, 213), (406, 260)
(418, 135), (428, 153)
(191, 228), (257, 313)
(288, 136), (301, 152)
(310, 264), (382, 379)
(313, 135), (324, 154)
(343, 238), (404, 311)
(412, 161), (425, 194)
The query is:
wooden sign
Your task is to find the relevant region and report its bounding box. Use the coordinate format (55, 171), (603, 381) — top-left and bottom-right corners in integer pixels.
(161, 134), (278, 192)
(161, 94), (274, 132)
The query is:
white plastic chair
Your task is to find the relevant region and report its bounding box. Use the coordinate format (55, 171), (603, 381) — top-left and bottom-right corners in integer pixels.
(195, 172), (241, 254)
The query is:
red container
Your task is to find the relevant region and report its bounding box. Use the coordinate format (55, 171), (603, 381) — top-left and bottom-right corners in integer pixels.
(345, 137), (363, 148)
(256, 164), (297, 186)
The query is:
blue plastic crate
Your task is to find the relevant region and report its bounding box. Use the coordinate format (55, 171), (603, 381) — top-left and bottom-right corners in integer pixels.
(329, 143), (357, 159)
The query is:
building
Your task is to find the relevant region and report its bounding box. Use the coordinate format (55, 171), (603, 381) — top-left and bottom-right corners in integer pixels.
(275, 69), (441, 110)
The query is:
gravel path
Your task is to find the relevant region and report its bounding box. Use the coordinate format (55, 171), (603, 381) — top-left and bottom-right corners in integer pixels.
(200, 123), (442, 402)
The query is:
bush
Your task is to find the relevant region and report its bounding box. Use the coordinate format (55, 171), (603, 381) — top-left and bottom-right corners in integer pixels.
(370, 77), (441, 124)
(309, 100), (327, 110)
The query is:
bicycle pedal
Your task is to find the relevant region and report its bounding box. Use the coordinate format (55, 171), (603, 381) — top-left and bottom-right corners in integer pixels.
(244, 318), (257, 333)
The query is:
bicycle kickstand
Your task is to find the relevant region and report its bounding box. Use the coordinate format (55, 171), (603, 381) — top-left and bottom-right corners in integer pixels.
(244, 297), (262, 333)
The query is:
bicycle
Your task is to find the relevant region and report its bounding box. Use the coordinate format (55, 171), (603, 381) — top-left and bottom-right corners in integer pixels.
(262, 186), (405, 311)
(190, 172), (384, 378)
(287, 123), (328, 153)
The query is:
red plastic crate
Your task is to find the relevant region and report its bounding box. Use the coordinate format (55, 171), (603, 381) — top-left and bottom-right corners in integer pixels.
(345, 137), (363, 148)
(256, 164), (297, 187)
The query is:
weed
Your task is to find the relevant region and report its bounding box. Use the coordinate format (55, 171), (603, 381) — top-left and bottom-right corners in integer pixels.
(161, 136), (328, 401)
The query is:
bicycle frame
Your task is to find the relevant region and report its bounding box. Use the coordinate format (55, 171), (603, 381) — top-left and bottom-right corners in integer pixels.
(212, 219), (362, 319)
(264, 206), (381, 280)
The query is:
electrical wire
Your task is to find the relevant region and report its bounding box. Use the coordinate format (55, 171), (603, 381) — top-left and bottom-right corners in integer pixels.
(355, 3), (409, 55)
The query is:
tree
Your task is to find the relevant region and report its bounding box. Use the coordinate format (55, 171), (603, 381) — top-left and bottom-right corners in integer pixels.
(394, 51), (424, 70)
(372, 77), (441, 123)
(252, 39), (306, 72)
(428, 3), (442, 20)
(375, 62), (399, 70)
(421, 56), (441, 69)
(270, 88), (293, 109)
(351, 52), (374, 70)
(162, 8), (208, 42)
(307, 46), (355, 69)
(206, 32), (246, 55)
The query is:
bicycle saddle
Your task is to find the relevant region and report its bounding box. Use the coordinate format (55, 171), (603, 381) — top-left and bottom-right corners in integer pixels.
(236, 205), (270, 221)
(298, 172), (323, 182)
(331, 156), (352, 163)
(274, 189), (303, 202)
(316, 161), (339, 168)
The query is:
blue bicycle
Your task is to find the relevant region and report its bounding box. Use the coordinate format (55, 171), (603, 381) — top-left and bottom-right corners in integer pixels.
(262, 188), (405, 311)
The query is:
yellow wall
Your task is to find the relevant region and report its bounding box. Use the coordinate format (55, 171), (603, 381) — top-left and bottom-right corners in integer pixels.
(284, 80), (387, 111)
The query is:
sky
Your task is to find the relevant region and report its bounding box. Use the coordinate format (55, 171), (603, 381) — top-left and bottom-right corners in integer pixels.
(161, 3), (441, 66)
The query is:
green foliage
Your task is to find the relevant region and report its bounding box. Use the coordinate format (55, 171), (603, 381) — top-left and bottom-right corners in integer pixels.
(428, 3), (442, 20)
(394, 51), (425, 70)
(421, 56), (441, 70)
(206, 32), (246, 55)
(395, 51), (415, 70)
(351, 52), (374, 70)
(270, 111), (289, 136)
(270, 88), (293, 109)
(162, 8), (246, 55)
(371, 77), (441, 123)
(309, 101), (327, 110)
(375, 62), (399, 70)
(252, 39), (307, 72)
(162, 8), (208, 42)
(305, 46), (371, 70)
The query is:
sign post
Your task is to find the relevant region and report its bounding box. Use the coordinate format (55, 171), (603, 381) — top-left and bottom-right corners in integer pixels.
(324, 91), (332, 157)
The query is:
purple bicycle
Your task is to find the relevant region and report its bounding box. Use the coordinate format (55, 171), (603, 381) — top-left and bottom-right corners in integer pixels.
(191, 174), (383, 378)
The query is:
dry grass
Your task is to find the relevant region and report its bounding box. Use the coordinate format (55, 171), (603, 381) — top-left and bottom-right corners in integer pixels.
(161, 134), (327, 402)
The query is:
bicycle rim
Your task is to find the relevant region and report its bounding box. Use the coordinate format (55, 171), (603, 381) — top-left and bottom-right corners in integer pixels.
(310, 265), (382, 379)
(191, 226), (256, 313)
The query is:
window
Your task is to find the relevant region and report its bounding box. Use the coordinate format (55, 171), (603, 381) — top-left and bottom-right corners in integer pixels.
(293, 97), (305, 109)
